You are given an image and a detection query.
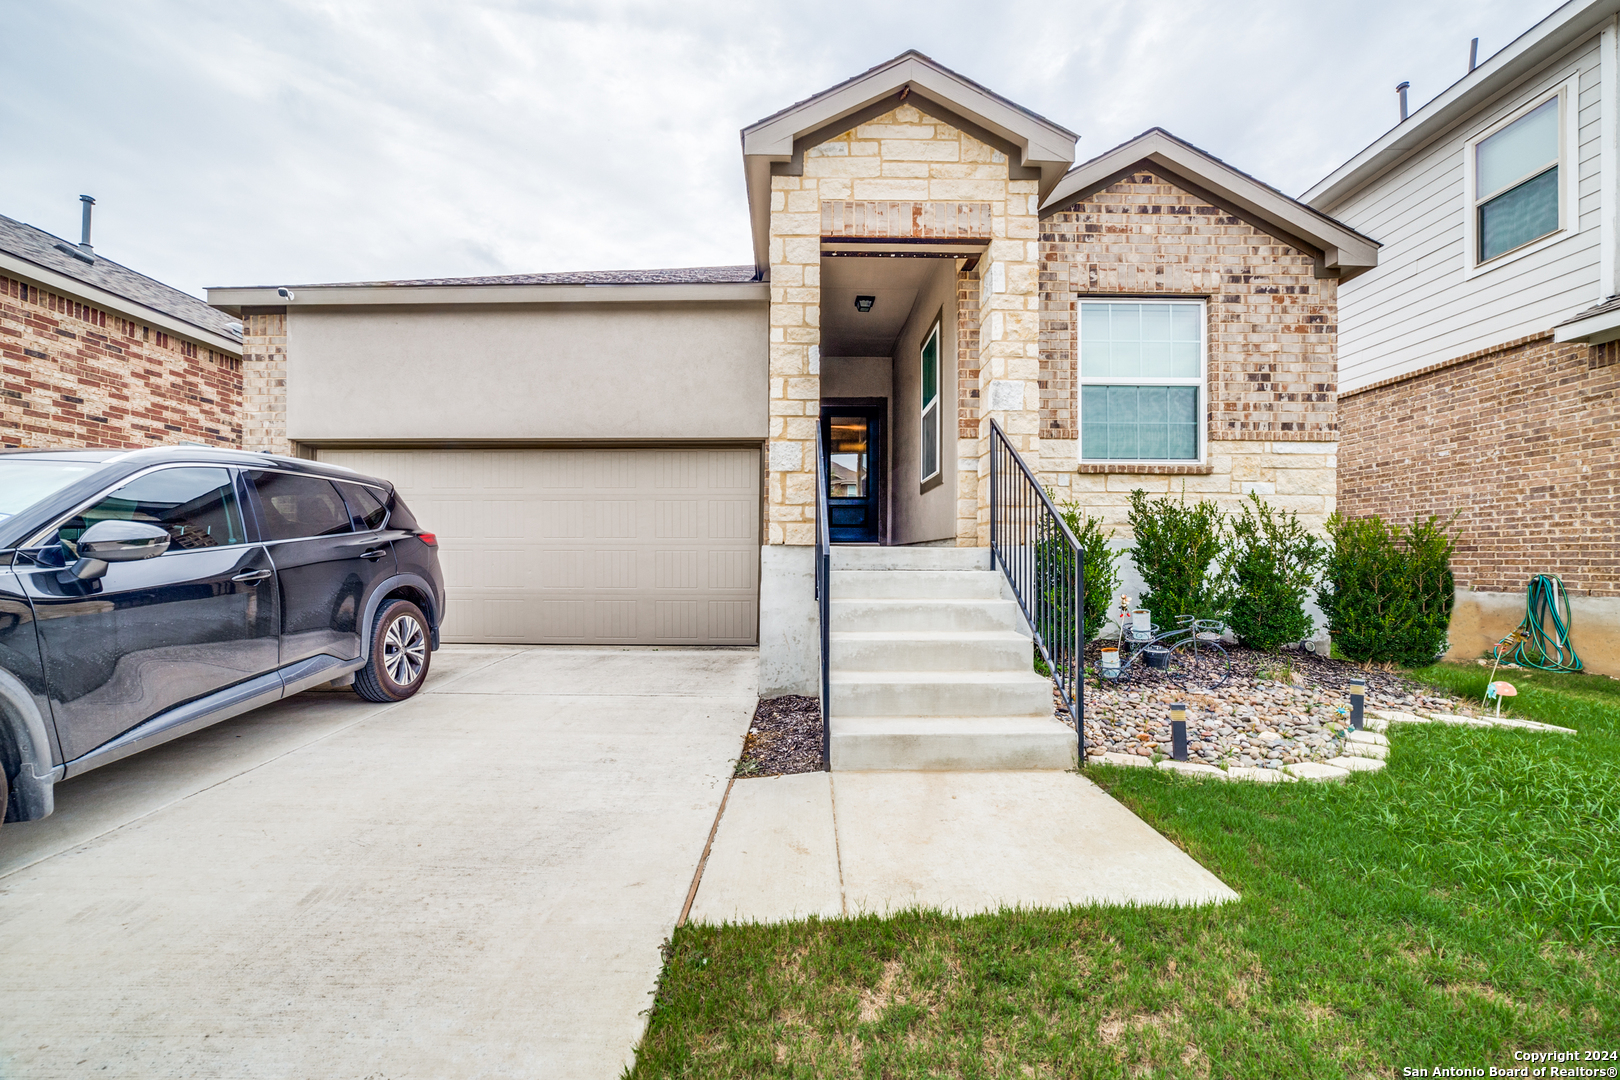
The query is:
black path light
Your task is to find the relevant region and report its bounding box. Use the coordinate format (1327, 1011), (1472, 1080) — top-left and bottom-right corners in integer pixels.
(1170, 702), (1189, 761)
(1349, 678), (1365, 731)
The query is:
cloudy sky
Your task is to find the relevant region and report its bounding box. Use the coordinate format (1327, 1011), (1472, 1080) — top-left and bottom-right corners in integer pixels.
(1, 0), (1562, 298)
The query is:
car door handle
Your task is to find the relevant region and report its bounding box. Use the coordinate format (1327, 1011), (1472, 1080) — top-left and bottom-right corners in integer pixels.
(231, 568), (273, 583)
(360, 549), (388, 561)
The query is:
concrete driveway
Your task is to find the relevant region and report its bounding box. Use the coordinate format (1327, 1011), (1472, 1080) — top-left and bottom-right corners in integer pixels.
(0, 645), (756, 1079)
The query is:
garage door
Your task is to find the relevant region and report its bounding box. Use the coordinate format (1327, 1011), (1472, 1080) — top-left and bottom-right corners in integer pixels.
(314, 448), (759, 645)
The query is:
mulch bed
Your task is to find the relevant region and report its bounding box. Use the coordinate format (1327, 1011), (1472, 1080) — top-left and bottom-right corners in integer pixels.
(736, 695), (825, 777)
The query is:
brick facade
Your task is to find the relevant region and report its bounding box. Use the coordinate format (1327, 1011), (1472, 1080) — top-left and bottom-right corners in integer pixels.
(1034, 169), (1339, 531)
(1039, 170), (1338, 444)
(1339, 334), (1620, 597)
(0, 274), (242, 450)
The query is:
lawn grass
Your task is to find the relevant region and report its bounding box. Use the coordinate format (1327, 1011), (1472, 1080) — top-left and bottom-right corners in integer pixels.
(629, 663), (1620, 1078)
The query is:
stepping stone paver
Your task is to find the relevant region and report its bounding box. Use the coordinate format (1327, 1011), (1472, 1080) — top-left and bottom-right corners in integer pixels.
(1155, 760), (1224, 778)
(1283, 761), (1351, 781)
(1326, 755), (1385, 773)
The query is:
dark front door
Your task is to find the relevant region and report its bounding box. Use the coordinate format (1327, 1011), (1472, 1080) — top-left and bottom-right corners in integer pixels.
(822, 408), (881, 543)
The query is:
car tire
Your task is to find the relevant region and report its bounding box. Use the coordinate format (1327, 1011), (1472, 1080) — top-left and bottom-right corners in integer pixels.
(354, 599), (432, 703)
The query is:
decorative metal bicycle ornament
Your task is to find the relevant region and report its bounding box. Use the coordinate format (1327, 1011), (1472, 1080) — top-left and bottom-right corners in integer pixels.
(1097, 595), (1233, 690)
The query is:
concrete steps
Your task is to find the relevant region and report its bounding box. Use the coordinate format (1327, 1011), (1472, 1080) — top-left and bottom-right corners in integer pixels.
(826, 546), (1075, 772)
(830, 630), (1033, 672)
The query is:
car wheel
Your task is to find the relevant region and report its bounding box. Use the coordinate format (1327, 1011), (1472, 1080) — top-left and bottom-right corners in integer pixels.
(354, 599), (432, 703)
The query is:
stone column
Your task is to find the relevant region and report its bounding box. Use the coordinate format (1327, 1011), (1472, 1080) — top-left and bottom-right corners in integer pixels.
(765, 174), (822, 548)
(758, 175), (824, 697)
(241, 309), (291, 455)
(972, 182), (1044, 545)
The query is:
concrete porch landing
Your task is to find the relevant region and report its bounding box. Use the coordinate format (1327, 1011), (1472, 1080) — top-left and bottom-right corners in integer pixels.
(688, 771), (1238, 924)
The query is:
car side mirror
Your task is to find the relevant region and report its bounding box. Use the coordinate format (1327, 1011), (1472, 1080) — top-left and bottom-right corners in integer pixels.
(69, 520), (171, 581)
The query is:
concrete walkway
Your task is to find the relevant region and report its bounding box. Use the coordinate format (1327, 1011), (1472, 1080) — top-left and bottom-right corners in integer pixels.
(0, 645), (756, 1080)
(689, 770), (1238, 924)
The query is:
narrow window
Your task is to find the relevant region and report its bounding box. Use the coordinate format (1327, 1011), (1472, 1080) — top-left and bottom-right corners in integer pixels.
(920, 321), (941, 483)
(1475, 95), (1560, 263)
(1078, 300), (1204, 463)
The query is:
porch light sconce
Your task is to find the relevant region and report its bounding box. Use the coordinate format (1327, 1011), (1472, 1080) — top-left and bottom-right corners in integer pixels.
(854, 295), (875, 313)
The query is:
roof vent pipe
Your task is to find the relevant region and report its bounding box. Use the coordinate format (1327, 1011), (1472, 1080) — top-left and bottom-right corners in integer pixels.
(1469, 37), (1479, 73)
(1396, 81), (1411, 122)
(79, 195), (95, 253)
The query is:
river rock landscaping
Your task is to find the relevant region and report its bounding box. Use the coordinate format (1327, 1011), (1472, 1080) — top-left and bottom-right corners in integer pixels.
(1064, 645), (1477, 772)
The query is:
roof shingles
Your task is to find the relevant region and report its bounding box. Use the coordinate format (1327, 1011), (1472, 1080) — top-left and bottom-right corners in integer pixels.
(0, 213), (242, 343)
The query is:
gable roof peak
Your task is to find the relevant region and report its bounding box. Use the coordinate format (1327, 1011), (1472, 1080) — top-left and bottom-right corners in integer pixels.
(1041, 127), (1380, 280)
(741, 51), (1078, 274)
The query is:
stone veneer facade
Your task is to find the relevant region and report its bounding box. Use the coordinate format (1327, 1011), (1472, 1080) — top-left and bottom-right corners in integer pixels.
(239, 310), (290, 455)
(1, 273), (242, 450)
(1036, 170), (1340, 533)
(766, 103), (1042, 549)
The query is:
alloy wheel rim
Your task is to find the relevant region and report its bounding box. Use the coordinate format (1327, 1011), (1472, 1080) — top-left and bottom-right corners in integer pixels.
(383, 614), (426, 686)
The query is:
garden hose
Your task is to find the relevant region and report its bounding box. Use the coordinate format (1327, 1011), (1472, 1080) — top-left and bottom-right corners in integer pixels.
(1502, 574), (1583, 672)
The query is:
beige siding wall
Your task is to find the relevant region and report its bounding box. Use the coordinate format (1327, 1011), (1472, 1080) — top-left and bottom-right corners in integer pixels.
(1324, 33), (1604, 392)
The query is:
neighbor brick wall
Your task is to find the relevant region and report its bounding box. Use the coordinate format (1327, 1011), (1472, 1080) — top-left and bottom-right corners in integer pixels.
(1339, 333), (1620, 597)
(0, 274), (242, 449)
(1039, 170), (1337, 443)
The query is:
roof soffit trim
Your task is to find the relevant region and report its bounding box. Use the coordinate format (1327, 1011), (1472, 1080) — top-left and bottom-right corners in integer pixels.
(1040, 130), (1381, 278)
(1304, 0), (1620, 210)
(0, 250), (244, 354)
(1554, 295), (1620, 342)
(207, 281), (769, 314)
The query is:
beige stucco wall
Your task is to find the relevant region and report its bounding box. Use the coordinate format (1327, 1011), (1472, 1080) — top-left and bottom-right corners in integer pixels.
(1448, 588), (1620, 678)
(283, 302), (768, 444)
(889, 258), (958, 545)
(820, 356), (891, 401)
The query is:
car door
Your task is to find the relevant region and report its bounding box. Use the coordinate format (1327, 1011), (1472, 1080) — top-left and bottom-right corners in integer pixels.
(244, 470), (394, 665)
(11, 466), (280, 762)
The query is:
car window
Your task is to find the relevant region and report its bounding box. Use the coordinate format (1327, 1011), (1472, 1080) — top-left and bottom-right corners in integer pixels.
(56, 467), (245, 554)
(0, 459), (102, 522)
(336, 482), (388, 531)
(247, 471), (353, 541)
(386, 490), (420, 532)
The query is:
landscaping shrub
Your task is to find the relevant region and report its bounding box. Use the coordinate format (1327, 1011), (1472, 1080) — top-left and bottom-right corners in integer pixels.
(1055, 501), (1122, 642)
(1318, 512), (1456, 664)
(1226, 493), (1324, 651)
(1125, 488), (1232, 626)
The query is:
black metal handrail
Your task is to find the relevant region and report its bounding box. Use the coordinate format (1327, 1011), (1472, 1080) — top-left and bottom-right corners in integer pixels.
(815, 427), (832, 768)
(989, 419), (1085, 761)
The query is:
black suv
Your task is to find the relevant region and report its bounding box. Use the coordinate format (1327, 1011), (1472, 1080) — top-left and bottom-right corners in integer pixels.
(0, 446), (444, 825)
